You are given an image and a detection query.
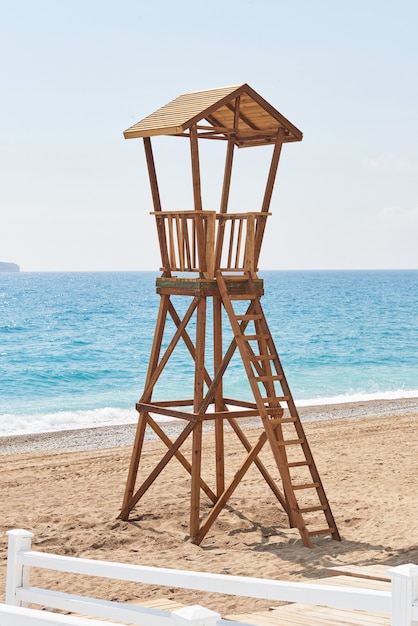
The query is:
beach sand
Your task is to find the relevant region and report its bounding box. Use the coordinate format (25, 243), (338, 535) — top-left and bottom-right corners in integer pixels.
(1, 398), (418, 615)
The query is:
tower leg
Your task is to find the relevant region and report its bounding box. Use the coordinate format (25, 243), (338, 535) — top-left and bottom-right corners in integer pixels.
(120, 410), (148, 516)
(213, 295), (225, 497)
(190, 296), (206, 542)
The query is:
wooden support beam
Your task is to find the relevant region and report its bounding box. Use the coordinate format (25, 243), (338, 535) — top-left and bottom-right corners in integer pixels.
(143, 137), (170, 275)
(147, 415), (217, 504)
(213, 296), (225, 496)
(227, 417), (289, 514)
(254, 128), (285, 266)
(138, 294), (170, 403)
(190, 419), (203, 542)
(219, 96), (240, 214)
(120, 410), (148, 514)
(194, 431), (269, 545)
(140, 297), (200, 402)
(119, 420), (195, 520)
(143, 137), (162, 212)
(194, 296), (206, 410)
(261, 128), (285, 213)
(190, 125), (202, 211)
(167, 300), (213, 388)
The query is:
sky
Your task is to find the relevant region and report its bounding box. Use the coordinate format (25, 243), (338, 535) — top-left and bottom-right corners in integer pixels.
(1, 0), (418, 272)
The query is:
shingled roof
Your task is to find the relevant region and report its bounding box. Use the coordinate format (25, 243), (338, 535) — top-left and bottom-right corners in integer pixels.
(124, 83), (302, 148)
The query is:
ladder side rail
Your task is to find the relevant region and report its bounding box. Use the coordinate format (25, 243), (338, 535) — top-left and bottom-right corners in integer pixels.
(216, 271), (314, 547)
(246, 275), (341, 542)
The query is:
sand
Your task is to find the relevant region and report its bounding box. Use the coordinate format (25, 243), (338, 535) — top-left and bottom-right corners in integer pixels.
(1, 398), (418, 615)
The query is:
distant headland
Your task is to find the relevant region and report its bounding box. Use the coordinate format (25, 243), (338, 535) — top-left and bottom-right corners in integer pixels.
(0, 262), (20, 272)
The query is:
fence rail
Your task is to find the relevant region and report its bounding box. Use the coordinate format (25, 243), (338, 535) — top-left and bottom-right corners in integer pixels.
(5, 529), (418, 625)
(152, 211), (270, 277)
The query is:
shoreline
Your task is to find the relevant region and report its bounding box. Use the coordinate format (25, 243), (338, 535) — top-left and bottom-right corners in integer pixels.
(1, 396), (417, 456)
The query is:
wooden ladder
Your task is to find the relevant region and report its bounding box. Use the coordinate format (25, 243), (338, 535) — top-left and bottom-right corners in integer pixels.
(216, 270), (341, 548)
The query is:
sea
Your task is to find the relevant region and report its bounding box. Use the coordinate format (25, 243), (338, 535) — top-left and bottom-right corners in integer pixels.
(1, 270), (417, 437)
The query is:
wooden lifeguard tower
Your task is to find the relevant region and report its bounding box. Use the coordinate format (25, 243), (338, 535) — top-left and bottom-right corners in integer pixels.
(120, 84), (340, 548)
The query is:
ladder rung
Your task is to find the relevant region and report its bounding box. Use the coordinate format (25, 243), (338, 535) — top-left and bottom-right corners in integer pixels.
(267, 416), (296, 424)
(267, 417), (285, 425)
(249, 354), (275, 362)
(292, 482), (320, 490)
(262, 396), (289, 403)
(276, 438), (304, 446)
(243, 334), (269, 340)
(255, 374), (283, 382)
(236, 314), (263, 321)
(288, 460), (311, 468)
(308, 527), (336, 537)
(298, 505), (327, 513)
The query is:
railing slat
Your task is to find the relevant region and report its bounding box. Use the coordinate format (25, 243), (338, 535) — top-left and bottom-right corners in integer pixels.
(151, 210), (270, 277)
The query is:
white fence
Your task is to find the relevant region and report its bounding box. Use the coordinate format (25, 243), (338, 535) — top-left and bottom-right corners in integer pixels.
(4, 529), (418, 625)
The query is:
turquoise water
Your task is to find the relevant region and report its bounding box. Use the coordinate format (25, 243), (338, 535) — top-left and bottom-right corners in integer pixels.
(1, 270), (417, 436)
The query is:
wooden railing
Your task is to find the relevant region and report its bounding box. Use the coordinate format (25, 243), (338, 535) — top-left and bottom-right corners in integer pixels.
(152, 211), (270, 278)
(6, 529), (418, 625)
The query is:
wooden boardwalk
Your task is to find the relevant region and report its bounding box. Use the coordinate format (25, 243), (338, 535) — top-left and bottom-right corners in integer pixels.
(83, 567), (392, 624)
(225, 566), (391, 625)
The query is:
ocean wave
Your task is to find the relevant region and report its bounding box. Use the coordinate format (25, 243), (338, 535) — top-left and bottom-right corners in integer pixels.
(1, 388), (417, 437)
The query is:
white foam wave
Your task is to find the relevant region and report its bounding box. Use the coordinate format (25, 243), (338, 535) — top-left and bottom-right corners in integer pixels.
(1, 388), (417, 437)
(0, 407), (139, 437)
(297, 388), (418, 407)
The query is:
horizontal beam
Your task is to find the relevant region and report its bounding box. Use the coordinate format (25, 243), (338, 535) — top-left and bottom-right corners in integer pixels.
(15, 550), (392, 614)
(136, 402), (263, 421)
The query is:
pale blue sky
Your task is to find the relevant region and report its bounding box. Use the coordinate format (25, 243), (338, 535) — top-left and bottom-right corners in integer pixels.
(1, 0), (418, 271)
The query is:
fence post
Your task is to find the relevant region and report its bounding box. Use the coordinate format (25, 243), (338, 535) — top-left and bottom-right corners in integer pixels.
(6, 528), (34, 606)
(172, 604), (221, 626)
(390, 563), (418, 626)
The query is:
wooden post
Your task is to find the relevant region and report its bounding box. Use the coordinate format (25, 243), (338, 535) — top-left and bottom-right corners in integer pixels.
(143, 137), (171, 275)
(204, 212), (216, 279)
(190, 126), (202, 211)
(190, 295), (206, 541)
(254, 128), (285, 266)
(6, 529), (34, 606)
(213, 296), (225, 497)
(143, 137), (162, 212)
(120, 295), (170, 517)
(220, 142), (234, 214)
(220, 96), (239, 214)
